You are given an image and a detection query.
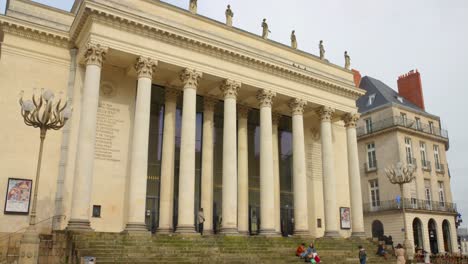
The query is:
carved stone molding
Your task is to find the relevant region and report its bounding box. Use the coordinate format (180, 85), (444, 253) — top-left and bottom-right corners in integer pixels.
(220, 79), (241, 100)
(180, 68), (202, 90)
(317, 106), (335, 122)
(289, 98), (307, 116)
(84, 43), (108, 67)
(203, 97), (218, 112)
(272, 112), (282, 125)
(343, 112), (360, 128)
(256, 89), (276, 108)
(237, 105), (250, 119)
(135, 56), (158, 79)
(165, 88), (181, 102)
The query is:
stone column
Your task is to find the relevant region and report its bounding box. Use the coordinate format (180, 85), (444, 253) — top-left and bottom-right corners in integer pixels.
(256, 89), (277, 236)
(290, 99), (309, 236)
(318, 106), (340, 237)
(157, 88), (180, 234)
(200, 97), (217, 235)
(272, 113), (281, 235)
(220, 79), (241, 234)
(67, 43), (107, 231)
(176, 68), (202, 234)
(237, 105), (249, 235)
(343, 113), (365, 237)
(124, 57), (157, 233)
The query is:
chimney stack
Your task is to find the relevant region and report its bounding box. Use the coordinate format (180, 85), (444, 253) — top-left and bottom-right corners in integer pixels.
(352, 69), (362, 88)
(397, 69), (425, 110)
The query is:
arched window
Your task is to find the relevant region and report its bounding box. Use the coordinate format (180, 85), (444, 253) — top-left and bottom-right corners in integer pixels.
(428, 219), (439, 254)
(372, 220), (384, 239)
(412, 218), (424, 249)
(442, 220), (452, 252)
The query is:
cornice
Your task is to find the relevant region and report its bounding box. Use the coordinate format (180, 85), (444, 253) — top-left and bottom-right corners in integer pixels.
(0, 15), (70, 48)
(70, 2), (365, 100)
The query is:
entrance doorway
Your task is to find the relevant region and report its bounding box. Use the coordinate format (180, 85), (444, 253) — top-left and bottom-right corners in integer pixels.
(372, 220), (384, 239)
(442, 220), (452, 252)
(428, 219), (439, 254)
(412, 218), (424, 249)
(280, 206), (294, 237)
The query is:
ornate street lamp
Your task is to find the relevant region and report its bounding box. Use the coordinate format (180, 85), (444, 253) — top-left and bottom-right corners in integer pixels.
(18, 89), (71, 264)
(385, 162), (416, 261)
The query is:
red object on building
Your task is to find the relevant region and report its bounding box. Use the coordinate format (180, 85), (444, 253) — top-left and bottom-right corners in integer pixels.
(397, 69), (425, 110)
(352, 69), (362, 88)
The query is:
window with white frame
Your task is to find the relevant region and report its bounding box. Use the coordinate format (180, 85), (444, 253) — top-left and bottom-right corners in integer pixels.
(405, 138), (414, 165)
(434, 145), (441, 170)
(424, 180), (432, 208)
(367, 94), (376, 106)
(369, 179), (380, 208)
(438, 182), (445, 207)
(420, 142), (427, 167)
(415, 117), (422, 130)
(401, 112), (408, 126)
(429, 121), (434, 134)
(367, 143), (377, 169)
(365, 118), (373, 134)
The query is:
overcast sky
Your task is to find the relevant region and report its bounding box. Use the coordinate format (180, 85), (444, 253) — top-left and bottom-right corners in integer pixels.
(1, 0), (467, 227)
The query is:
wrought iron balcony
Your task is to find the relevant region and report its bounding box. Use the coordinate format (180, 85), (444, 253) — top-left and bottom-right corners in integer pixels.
(363, 198), (457, 214)
(421, 160), (432, 172)
(357, 116), (449, 143)
(435, 163), (445, 174)
(406, 157), (417, 169)
(364, 161), (378, 173)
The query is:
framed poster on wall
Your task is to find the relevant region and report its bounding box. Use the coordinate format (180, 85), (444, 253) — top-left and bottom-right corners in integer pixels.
(340, 207), (351, 229)
(4, 178), (32, 214)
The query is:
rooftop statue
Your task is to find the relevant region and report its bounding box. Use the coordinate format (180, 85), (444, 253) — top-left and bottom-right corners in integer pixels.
(291, 30), (297, 49)
(189, 0), (197, 14)
(261, 18), (271, 39)
(319, 40), (325, 60)
(344, 51), (351, 69)
(225, 5), (234, 27)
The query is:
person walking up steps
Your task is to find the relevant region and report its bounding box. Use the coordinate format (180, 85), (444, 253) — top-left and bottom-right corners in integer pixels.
(358, 245), (367, 264)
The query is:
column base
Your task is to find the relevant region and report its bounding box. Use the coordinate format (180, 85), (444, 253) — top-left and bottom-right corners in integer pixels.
(175, 225), (198, 235)
(323, 230), (341, 238)
(220, 227), (239, 235)
(156, 227), (174, 234)
(259, 228), (280, 237)
(293, 229), (310, 237)
(66, 219), (93, 232)
(122, 222), (150, 236)
(351, 232), (366, 238)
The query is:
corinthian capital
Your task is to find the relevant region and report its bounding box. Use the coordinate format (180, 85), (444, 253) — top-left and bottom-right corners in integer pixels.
(343, 112), (361, 128)
(289, 98), (307, 115)
(84, 43), (108, 67)
(317, 106), (335, 122)
(135, 57), (158, 79)
(180, 68), (202, 90)
(256, 89), (276, 108)
(272, 112), (282, 125)
(203, 97), (218, 112)
(220, 79), (241, 99)
(165, 88), (181, 102)
(237, 105), (250, 119)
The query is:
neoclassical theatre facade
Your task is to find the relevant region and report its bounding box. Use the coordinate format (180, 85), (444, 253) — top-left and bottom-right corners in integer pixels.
(0, 0), (366, 238)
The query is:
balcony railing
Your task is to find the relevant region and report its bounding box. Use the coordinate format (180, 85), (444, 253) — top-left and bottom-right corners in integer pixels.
(435, 163), (445, 174)
(363, 198), (457, 214)
(364, 161), (378, 173)
(357, 116), (449, 140)
(421, 160), (432, 172)
(406, 157), (417, 169)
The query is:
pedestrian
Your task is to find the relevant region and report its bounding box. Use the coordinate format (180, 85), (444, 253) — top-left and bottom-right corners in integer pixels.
(395, 244), (406, 264)
(198, 208), (205, 235)
(358, 245), (367, 264)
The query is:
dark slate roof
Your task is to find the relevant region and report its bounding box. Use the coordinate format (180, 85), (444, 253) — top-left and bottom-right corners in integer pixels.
(357, 76), (424, 114)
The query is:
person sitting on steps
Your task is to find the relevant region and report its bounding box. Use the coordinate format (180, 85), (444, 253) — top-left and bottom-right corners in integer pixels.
(376, 243), (388, 260)
(296, 243), (306, 257)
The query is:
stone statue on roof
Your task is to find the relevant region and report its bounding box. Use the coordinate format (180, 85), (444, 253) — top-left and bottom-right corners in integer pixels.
(344, 51), (351, 69)
(291, 30), (297, 49)
(261, 18), (271, 39)
(319, 40), (325, 60)
(225, 5), (234, 26)
(189, 0), (197, 14)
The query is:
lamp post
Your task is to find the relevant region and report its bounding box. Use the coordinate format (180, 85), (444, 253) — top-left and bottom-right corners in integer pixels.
(385, 162), (416, 261)
(18, 89), (71, 264)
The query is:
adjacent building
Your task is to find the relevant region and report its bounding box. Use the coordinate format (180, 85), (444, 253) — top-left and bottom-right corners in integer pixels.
(356, 70), (459, 254)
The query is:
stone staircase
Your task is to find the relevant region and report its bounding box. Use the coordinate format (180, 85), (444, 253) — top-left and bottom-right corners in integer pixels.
(70, 232), (396, 264)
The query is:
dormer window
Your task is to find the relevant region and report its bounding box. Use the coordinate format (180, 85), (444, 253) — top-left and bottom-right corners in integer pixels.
(367, 94), (376, 106)
(396, 96), (404, 103)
